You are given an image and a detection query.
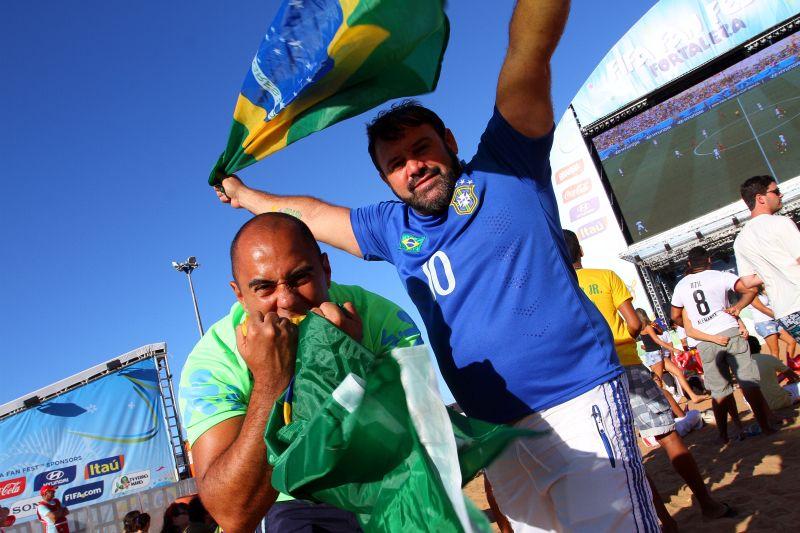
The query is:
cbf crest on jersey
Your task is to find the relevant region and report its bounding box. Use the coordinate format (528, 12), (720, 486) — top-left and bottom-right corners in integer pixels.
(451, 178), (478, 215)
(399, 233), (426, 253)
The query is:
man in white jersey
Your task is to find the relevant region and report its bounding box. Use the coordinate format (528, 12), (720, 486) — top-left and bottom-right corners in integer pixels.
(735, 176), (800, 343)
(671, 246), (774, 441)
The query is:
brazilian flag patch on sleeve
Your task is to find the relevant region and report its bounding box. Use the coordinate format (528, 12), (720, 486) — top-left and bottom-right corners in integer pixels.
(399, 233), (426, 254)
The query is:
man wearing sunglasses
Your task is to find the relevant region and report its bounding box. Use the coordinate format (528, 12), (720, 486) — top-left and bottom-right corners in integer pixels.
(735, 175), (800, 343)
(178, 213), (421, 532)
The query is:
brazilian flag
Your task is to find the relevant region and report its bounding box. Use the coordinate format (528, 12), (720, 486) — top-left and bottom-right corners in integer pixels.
(265, 314), (537, 532)
(210, 0), (450, 185)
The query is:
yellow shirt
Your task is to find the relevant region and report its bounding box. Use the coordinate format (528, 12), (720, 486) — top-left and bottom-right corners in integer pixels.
(576, 268), (641, 366)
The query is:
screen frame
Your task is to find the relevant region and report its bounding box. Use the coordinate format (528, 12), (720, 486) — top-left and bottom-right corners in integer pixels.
(580, 23), (800, 246)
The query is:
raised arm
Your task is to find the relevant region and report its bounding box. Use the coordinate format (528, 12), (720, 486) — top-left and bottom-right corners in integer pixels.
(218, 175), (361, 257)
(191, 312), (297, 532)
(496, 0), (570, 137)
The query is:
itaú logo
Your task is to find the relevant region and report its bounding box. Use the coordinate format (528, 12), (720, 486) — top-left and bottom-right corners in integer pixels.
(0, 477), (26, 500)
(576, 217), (609, 240)
(84, 455), (124, 479)
(561, 179), (592, 203)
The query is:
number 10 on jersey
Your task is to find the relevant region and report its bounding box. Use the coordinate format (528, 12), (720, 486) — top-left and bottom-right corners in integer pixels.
(421, 251), (456, 299)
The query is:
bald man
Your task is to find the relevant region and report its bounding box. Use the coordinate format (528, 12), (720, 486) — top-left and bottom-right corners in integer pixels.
(178, 213), (422, 532)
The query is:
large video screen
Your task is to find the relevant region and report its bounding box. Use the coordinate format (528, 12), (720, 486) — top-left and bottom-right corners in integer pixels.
(593, 33), (800, 243)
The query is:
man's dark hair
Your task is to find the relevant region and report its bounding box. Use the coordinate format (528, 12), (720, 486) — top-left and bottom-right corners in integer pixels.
(686, 245), (710, 267)
(366, 99), (447, 174)
(740, 175), (776, 210)
(123, 511), (150, 533)
(562, 229), (581, 264)
(230, 212), (321, 280)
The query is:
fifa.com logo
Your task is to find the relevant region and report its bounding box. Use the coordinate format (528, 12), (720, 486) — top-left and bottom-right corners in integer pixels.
(63, 481), (104, 505)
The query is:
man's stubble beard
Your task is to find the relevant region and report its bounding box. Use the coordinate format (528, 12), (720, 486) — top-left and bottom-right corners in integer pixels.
(404, 150), (462, 216)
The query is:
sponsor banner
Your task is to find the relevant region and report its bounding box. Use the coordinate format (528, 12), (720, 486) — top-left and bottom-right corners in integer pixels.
(9, 495), (42, 519)
(63, 481), (104, 506)
(550, 109), (653, 314)
(0, 476), (26, 501)
(112, 469), (151, 494)
(0, 358), (177, 521)
(561, 179), (592, 203)
(555, 159), (584, 184)
(85, 455), (125, 479)
(33, 466), (77, 491)
(576, 217), (610, 240)
(569, 198), (601, 222)
(572, 0), (798, 126)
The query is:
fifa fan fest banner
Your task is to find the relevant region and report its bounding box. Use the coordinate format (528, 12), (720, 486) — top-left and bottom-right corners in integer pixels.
(550, 109), (652, 314)
(572, 0), (800, 126)
(210, 0), (449, 184)
(0, 359), (177, 522)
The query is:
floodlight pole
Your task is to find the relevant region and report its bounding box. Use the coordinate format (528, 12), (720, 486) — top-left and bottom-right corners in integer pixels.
(172, 257), (205, 338)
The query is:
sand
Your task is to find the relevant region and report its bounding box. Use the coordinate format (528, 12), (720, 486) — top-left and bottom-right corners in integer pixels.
(463, 391), (800, 532)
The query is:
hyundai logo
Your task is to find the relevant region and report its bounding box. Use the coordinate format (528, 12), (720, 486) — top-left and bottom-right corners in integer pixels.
(46, 470), (65, 481)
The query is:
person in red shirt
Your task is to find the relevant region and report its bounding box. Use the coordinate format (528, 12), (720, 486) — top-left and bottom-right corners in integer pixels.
(36, 485), (69, 533)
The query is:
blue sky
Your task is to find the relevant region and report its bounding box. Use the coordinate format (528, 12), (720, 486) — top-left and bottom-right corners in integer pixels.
(0, 0), (655, 407)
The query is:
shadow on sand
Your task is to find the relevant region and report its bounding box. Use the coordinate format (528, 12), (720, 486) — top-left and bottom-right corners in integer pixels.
(643, 399), (800, 533)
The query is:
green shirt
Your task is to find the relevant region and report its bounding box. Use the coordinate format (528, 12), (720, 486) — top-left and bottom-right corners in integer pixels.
(178, 282), (422, 446)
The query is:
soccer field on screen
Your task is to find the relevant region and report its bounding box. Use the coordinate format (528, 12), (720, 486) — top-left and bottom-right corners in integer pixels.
(602, 67), (800, 242)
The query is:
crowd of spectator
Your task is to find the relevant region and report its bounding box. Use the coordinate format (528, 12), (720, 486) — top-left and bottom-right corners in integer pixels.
(594, 36), (800, 153)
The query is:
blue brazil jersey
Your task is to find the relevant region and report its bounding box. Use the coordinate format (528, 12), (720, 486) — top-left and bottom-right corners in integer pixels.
(351, 108), (621, 423)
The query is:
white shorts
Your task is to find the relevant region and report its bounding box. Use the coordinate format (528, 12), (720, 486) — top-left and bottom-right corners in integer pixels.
(484, 375), (659, 532)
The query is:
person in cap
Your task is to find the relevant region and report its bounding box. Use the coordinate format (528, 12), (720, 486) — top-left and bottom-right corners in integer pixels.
(36, 485), (69, 533)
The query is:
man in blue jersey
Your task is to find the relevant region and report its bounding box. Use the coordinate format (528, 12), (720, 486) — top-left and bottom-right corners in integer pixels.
(215, 1), (659, 530)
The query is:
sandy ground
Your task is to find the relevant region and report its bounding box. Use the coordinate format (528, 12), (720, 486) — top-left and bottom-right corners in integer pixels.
(463, 391), (800, 532)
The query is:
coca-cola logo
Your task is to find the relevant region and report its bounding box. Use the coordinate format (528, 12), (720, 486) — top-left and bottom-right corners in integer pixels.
(561, 179), (592, 203)
(0, 476), (26, 500)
